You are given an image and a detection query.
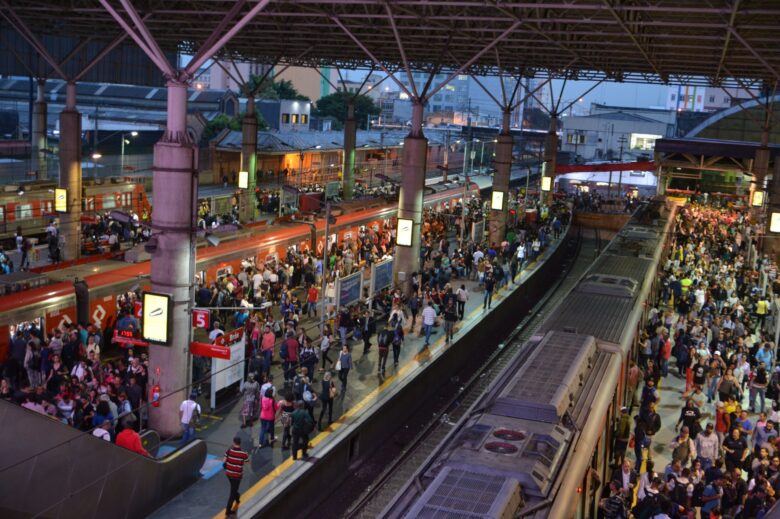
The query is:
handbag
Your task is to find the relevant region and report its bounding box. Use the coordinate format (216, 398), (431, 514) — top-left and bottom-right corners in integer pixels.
(335, 352), (343, 371)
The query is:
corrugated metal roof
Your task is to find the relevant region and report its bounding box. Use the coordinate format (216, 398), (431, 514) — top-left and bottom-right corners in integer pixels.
(590, 254), (653, 282)
(539, 293), (634, 344)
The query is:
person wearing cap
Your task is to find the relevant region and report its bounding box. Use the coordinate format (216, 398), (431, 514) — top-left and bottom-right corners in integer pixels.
(695, 423), (720, 471)
(179, 391), (201, 446)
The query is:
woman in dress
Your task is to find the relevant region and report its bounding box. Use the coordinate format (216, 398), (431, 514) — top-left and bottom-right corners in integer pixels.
(240, 373), (260, 428)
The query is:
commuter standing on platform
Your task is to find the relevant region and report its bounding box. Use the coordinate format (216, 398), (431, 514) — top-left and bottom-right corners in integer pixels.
(179, 391), (200, 446)
(421, 301), (437, 347)
(377, 322), (392, 376)
(291, 401), (315, 460)
(443, 299), (458, 343)
(455, 284), (469, 320)
(483, 271), (495, 309)
(223, 436), (249, 517)
(337, 344), (352, 393)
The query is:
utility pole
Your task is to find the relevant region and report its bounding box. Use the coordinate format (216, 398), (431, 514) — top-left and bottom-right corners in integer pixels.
(442, 130), (450, 182)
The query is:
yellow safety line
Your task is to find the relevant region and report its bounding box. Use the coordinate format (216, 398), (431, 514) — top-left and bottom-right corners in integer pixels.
(215, 252), (551, 517)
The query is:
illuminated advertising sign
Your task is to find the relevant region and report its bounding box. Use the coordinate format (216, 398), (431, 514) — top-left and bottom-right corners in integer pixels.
(752, 190), (765, 207)
(55, 188), (67, 213)
(238, 171), (248, 189)
(771, 213), (780, 233)
(491, 190), (505, 211)
(397, 218), (413, 247)
(142, 292), (172, 344)
(541, 176), (552, 192)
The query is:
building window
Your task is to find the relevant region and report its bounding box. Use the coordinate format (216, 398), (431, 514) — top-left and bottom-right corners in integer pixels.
(301, 114), (308, 125)
(566, 133), (585, 144)
(709, 95), (715, 103)
(670, 94), (676, 101)
(724, 97), (730, 103)
(291, 114), (299, 124)
(630, 133), (661, 150)
(282, 113), (290, 124)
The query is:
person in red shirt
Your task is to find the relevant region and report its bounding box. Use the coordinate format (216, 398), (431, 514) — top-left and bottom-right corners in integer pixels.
(116, 424), (151, 457)
(224, 436), (249, 516)
(306, 285), (319, 318)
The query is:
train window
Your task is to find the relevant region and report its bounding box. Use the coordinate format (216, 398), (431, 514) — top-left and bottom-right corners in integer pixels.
(103, 196), (116, 210)
(15, 204), (32, 220)
(0, 206), (5, 222)
(216, 266), (233, 280)
(41, 201), (53, 215)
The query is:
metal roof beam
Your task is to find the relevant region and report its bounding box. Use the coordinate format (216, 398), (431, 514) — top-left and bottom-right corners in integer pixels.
(728, 27), (780, 82)
(601, 0), (666, 83)
(384, 1), (419, 99)
(0, 0), (67, 79)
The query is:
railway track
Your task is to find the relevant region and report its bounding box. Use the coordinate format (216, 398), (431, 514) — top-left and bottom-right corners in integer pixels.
(342, 228), (601, 519)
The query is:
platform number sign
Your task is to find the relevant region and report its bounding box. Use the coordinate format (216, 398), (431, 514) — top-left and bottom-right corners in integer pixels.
(192, 309), (210, 329)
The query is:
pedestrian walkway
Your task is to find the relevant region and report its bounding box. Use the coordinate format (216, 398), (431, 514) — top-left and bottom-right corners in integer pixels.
(149, 238), (563, 519)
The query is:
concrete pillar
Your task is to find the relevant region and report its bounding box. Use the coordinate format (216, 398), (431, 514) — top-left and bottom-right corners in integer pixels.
(58, 82), (81, 261)
(148, 80), (197, 437)
(343, 101), (357, 200)
(489, 110), (513, 245)
(543, 114), (559, 205)
(654, 151), (666, 196)
(239, 96), (258, 222)
(394, 102), (427, 295)
(32, 80), (48, 179)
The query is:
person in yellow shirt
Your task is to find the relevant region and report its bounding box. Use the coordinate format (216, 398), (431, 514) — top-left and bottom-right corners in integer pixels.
(756, 296), (769, 330)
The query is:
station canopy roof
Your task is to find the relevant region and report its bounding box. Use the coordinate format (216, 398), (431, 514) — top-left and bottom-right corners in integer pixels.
(3, 1), (780, 88)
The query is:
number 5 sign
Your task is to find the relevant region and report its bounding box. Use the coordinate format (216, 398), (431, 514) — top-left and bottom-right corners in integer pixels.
(192, 309), (210, 329)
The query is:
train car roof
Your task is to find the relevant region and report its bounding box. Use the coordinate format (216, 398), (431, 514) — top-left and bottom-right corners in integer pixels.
(537, 292), (636, 344)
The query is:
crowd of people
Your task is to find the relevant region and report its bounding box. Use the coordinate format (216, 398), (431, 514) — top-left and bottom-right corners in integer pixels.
(603, 203), (779, 518)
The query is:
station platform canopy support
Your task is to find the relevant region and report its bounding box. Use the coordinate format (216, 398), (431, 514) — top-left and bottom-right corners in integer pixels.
(333, 7), (521, 292)
(0, 7), (136, 261)
(98, 0), (272, 436)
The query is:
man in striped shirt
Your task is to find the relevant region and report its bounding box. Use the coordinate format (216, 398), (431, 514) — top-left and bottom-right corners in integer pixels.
(224, 436), (249, 516)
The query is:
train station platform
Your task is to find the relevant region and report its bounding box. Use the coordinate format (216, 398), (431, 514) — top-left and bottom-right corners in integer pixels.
(149, 231), (572, 518)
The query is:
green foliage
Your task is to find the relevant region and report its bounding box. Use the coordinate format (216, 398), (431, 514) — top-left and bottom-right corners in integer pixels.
(201, 112), (268, 145)
(313, 91), (380, 130)
(247, 76), (310, 102)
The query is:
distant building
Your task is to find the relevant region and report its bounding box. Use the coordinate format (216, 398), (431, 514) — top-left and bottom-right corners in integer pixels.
(666, 86), (757, 112)
(275, 66), (334, 102)
(560, 105), (675, 161)
(256, 99), (312, 132)
(194, 62), (272, 92)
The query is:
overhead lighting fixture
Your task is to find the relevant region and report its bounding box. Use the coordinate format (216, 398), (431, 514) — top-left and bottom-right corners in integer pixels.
(17, 188), (24, 196)
(130, 131), (138, 137)
(92, 152), (102, 160)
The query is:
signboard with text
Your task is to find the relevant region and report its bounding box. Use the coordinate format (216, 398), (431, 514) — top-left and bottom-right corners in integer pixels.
(192, 309), (210, 329)
(337, 271), (362, 307)
(211, 331), (245, 409)
(190, 341), (230, 360)
(371, 258), (394, 295)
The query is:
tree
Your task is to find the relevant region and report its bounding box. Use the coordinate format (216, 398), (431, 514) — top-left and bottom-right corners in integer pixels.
(201, 112), (268, 145)
(313, 91), (380, 130)
(245, 76), (310, 102)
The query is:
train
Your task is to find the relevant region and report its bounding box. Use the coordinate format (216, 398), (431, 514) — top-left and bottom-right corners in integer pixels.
(0, 180), (481, 360)
(0, 177), (149, 244)
(382, 197), (680, 519)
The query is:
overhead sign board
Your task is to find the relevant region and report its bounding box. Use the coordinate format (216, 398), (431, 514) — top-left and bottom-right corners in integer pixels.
(397, 218), (413, 247)
(190, 341), (230, 360)
(55, 188), (67, 213)
(141, 292), (172, 344)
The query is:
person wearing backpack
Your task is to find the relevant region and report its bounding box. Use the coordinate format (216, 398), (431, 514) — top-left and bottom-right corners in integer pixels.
(632, 477), (662, 519)
(376, 323), (392, 376)
(179, 391), (201, 446)
(291, 401), (315, 460)
(669, 426), (697, 467)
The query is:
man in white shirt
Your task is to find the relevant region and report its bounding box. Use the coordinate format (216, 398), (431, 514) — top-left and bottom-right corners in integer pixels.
(209, 322), (224, 343)
(421, 301), (437, 348)
(179, 392), (201, 446)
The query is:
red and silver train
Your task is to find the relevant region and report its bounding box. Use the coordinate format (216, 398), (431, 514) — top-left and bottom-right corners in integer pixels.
(383, 198), (680, 519)
(0, 179), (482, 360)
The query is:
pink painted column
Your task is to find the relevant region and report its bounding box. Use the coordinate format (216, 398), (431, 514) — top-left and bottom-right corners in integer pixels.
(239, 96), (258, 222)
(32, 80), (48, 179)
(394, 101), (427, 294)
(148, 80), (198, 437)
(58, 82), (81, 261)
(543, 114), (559, 205)
(489, 109), (513, 245)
